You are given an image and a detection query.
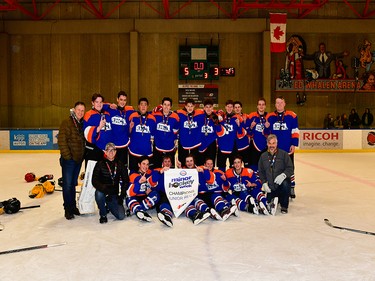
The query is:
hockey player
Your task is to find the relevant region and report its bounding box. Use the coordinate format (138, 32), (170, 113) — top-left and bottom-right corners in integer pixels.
(102, 91), (134, 168)
(198, 99), (225, 166)
(265, 96), (299, 198)
(153, 155), (175, 227)
(177, 155), (212, 225)
(176, 98), (205, 165)
(92, 142), (129, 224)
(233, 101), (251, 168)
(247, 98), (269, 171)
(126, 156), (159, 222)
(225, 156), (270, 215)
(128, 98), (157, 172)
(217, 100), (247, 172)
(83, 93), (113, 164)
(152, 97), (180, 168)
(201, 158), (238, 221)
(258, 134), (294, 214)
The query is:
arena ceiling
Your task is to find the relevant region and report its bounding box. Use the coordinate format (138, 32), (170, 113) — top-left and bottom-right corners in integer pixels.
(0, 0), (375, 20)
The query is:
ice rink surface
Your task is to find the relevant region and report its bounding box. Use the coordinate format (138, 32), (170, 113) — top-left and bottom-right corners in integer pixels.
(0, 152), (375, 281)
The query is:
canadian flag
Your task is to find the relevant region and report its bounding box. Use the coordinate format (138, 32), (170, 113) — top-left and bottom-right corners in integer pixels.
(270, 13), (287, 53)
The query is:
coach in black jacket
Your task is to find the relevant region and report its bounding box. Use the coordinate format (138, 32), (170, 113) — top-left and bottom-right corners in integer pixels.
(92, 142), (129, 224)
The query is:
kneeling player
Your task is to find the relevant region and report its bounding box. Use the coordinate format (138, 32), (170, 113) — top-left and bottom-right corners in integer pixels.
(126, 156), (160, 222)
(153, 155), (175, 227)
(201, 158), (237, 221)
(225, 156), (270, 215)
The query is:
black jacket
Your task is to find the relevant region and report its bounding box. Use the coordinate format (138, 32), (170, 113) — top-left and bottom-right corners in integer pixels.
(92, 158), (129, 196)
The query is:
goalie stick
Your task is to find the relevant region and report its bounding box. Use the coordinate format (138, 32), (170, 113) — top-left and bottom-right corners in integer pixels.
(0, 242), (66, 255)
(324, 219), (375, 236)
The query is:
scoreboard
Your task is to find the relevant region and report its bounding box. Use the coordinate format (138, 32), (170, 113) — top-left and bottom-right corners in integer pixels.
(179, 45), (219, 80)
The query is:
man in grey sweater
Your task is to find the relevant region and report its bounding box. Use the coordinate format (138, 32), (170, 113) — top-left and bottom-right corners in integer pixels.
(258, 134), (294, 214)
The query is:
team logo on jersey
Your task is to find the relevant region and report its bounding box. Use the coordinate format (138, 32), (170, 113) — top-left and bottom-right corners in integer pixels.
(135, 124), (150, 134)
(273, 122), (288, 130)
(232, 183), (246, 192)
(206, 181), (219, 190)
(224, 123), (233, 134)
(111, 116), (127, 126)
(157, 123), (170, 132)
(255, 123), (264, 132)
(183, 120), (198, 129)
(139, 182), (151, 192)
(201, 125), (214, 134)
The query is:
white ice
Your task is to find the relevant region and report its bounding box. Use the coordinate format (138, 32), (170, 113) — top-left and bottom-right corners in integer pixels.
(0, 152), (375, 281)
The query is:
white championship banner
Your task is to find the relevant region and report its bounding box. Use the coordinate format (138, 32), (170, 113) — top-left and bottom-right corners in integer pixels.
(164, 169), (199, 218)
(78, 160), (97, 214)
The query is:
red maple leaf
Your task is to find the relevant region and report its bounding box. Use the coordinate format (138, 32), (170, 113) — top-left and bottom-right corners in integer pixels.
(273, 26), (284, 40)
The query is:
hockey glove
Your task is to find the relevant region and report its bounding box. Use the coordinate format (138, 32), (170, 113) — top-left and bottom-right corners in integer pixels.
(262, 182), (271, 193)
(43, 180), (55, 193)
(29, 184), (46, 198)
(274, 173), (287, 185)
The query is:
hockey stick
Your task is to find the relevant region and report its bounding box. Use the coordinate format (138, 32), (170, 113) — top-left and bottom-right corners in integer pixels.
(0, 242), (66, 255)
(20, 205), (40, 210)
(324, 219), (375, 236)
(55, 188), (80, 193)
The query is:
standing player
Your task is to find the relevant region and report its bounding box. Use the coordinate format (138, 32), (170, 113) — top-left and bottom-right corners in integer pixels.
(128, 98), (156, 172)
(152, 97), (180, 168)
(217, 100), (247, 172)
(176, 98), (205, 165)
(198, 99), (225, 166)
(103, 91), (134, 168)
(83, 93), (112, 164)
(233, 101), (251, 168)
(265, 96), (299, 198)
(247, 98), (269, 171)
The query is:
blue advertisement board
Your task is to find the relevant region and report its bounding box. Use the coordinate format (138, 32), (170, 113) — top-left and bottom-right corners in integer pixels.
(10, 130), (54, 150)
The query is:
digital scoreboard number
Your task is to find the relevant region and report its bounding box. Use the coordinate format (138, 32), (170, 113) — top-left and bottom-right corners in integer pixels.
(179, 45), (219, 80)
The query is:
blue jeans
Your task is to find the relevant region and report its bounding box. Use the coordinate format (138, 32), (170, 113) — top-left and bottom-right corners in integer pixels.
(95, 191), (125, 220)
(268, 178), (291, 209)
(60, 157), (82, 212)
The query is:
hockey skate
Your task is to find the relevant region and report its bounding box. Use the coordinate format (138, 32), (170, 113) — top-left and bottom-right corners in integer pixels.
(259, 201), (270, 215)
(247, 197), (259, 215)
(220, 207), (231, 221)
(210, 208), (223, 221)
(136, 210), (152, 222)
(157, 212), (173, 227)
(231, 199), (240, 217)
(267, 197), (279, 216)
(192, 210), (210, 225)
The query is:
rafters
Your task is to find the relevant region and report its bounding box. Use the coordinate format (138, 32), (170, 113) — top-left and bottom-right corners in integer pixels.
(0, 0), (374, 20)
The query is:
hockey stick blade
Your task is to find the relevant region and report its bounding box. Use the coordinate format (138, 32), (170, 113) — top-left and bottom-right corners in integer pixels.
(324, 219), (375, 236)
(0, 242), (66, 255)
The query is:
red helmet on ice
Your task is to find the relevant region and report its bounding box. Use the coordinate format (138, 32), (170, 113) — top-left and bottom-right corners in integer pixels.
(24, 172), (36, 183)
